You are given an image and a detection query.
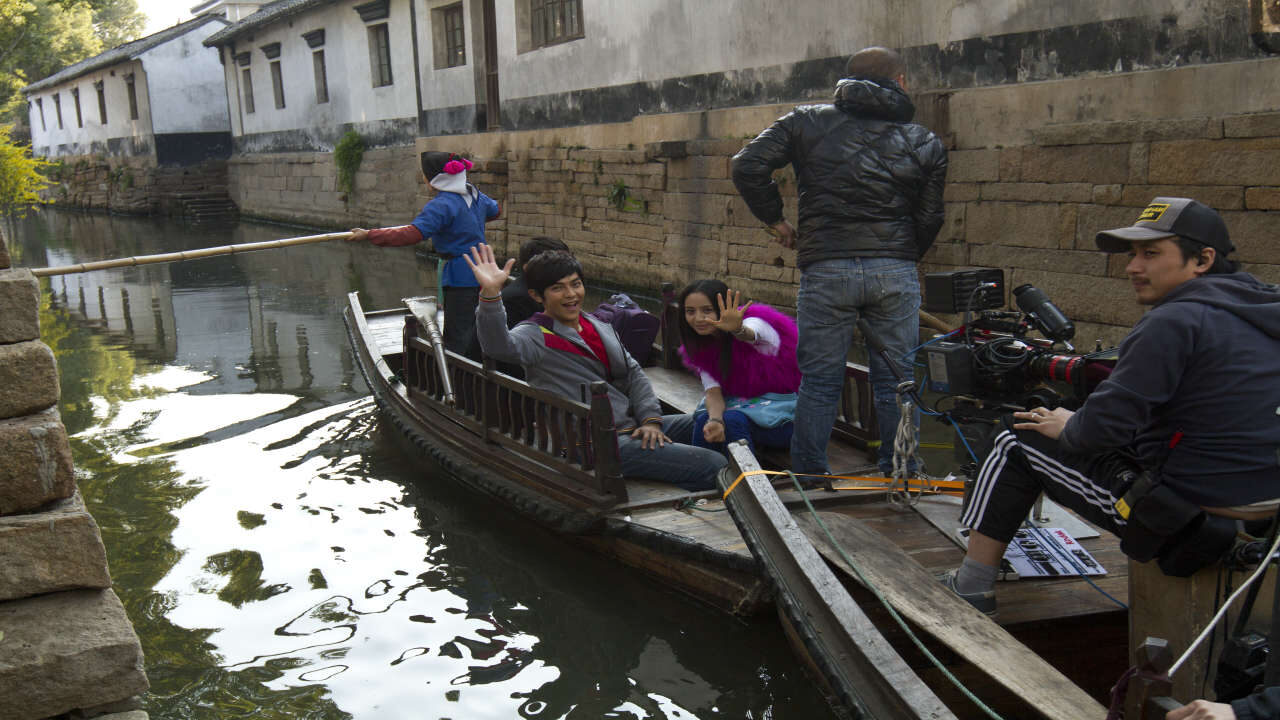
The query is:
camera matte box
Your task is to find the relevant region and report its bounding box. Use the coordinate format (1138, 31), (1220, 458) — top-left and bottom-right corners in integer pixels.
(924, 268), (1005, 313)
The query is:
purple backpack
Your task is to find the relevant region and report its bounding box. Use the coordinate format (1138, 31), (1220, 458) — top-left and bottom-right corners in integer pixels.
(589, 293), (660, 365)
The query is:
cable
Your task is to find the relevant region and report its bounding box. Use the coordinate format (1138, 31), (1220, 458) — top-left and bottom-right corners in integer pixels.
(1169, 529), (1280, 678)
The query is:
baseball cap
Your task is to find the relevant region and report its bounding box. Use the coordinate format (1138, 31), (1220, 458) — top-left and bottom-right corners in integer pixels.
(1095, 197), (1234, 256)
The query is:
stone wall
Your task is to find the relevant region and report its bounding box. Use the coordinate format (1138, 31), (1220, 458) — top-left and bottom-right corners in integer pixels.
(0, 230), (149, 720)
(42, 156), (230, 216)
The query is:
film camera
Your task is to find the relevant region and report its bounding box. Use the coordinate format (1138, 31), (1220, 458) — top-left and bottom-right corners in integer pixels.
(921, 269), (1116, 409)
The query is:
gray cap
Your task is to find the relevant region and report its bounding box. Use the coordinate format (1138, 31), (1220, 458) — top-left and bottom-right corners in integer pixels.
(1095, 197), (1234, 255)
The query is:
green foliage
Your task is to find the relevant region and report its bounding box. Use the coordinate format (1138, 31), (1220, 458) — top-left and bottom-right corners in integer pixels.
(607, 178), (645, 213)
(333, 130), (364, 196)
(0, 124), (50, 216)
(0, 0), (145, 125)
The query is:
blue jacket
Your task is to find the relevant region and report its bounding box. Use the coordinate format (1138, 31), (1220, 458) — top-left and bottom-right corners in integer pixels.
(407, 188), (500, 287)
(1060, 272), (1280, 506)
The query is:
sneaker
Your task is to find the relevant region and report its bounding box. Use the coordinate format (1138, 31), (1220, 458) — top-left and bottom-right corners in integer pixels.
(938, 569), (998, 617)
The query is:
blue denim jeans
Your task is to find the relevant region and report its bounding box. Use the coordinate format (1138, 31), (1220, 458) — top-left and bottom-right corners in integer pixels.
(791, 258), (921, 475)
(617, 414), (727, 491)
(692, 410), (795, 457)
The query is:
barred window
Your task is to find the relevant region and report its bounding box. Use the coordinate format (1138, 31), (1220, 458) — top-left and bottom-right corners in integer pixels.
(125, 75), (139, 120)
(53, 93), (63, 129)
(95, 81), (107, 124)
(72, 88), (82, 127)
(242, 68), (256, 114)
(313, 50), (329, 103)
(443, 4), (465, 67)
(270, 60), (286, 109)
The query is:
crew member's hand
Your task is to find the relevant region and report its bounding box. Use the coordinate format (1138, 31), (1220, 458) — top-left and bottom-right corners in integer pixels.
(631, 423), (671, 450)
(1167, 699), (1236, 720)
(713, 289), (752, 334)
(771, 220), (797, 249)
(348, 228), (369, 243)
(703, 418), (726, 444)
(463, 243), (515, 297)
(1012, 407), (1074, 440)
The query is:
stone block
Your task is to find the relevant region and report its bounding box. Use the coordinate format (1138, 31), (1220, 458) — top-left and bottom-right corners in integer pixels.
(0, 342), (58, 420)
(1119, 185), (1245, 211)
(1093, 184), (1123, 205)
(999, 147), (1024, 182)
(1223, 112), (1280, 138)
(1223, 210), (1280, 264)
(0, 589), (148, 720)
(0, 490), (110, 601)
(965, 202), (1073, 249)
(1246, 187), (1280, 210)
(978, 182), (1093, 203)
(1018, 145), (1130, 184)
(1031, 118), (1220, 146)
(668, 156), (729, 180)
(1075, 204), (1143, 251)
(0, 269), (39, 343)
(948, 149), (1000, 182)
(1148, 139), (1280, 186)
(0, 407), (75, 516)
(969, 245), (1109, 277)
(944, 182), (979, 202)
(664, 192), (729, 225)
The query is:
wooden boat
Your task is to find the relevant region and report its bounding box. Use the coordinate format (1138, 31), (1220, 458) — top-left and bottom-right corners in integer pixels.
(343, 289), (1130, 719)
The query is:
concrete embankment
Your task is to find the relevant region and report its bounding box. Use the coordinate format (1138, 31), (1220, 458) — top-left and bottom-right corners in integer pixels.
(0, 231), (149, 720)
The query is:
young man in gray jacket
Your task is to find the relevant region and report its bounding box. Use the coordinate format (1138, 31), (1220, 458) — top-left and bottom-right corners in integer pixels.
(465, 243), (726, 491)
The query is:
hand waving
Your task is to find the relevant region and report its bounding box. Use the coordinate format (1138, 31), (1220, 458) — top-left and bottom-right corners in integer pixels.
(712, 289), (753, 334)
(463, 243), (515, 296)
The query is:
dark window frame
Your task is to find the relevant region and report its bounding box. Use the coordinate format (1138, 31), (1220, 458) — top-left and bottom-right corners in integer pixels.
(443, 3), (465, 68)
(531, 0), (583, 49)
(36, 98), (45, 131)
(125, 74), (139, 120)
(312, 49), (329, 103)
(94, 81), (107, 125)
(242, 68), (256, 114)
(269, 60), (286, 109)
(53, 93), (63, 129)
(72, 88), (82, 127)
(367, 23), (393, 87)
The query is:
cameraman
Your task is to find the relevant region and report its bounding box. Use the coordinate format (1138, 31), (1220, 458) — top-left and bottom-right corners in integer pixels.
(942, 197), (1280, 617)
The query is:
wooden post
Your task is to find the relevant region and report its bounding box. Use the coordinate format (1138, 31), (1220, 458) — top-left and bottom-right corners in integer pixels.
(588, 380), (627, 502)
(659, 282), (679, 369)
(1124, 637), (1175, 718)
(402, 315), (419, 387)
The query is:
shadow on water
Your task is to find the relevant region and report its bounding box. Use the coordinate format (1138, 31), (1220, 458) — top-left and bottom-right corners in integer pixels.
(9, 208), (833, 719)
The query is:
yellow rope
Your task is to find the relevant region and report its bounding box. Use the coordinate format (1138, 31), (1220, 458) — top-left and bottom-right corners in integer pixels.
(723, 469), (964, 499)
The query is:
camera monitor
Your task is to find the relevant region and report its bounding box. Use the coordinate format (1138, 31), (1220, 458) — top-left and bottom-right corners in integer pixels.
(924, 268), (1005, 314)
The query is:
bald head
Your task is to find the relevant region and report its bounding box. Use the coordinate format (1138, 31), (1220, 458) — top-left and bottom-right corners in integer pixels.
(846, 47), (906, 82)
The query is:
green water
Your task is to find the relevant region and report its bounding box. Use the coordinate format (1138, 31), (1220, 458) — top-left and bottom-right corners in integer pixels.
(7, 208), (832, 720)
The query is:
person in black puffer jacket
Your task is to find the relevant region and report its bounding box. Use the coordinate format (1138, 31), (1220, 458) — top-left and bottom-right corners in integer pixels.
(732, 46), (947, 477)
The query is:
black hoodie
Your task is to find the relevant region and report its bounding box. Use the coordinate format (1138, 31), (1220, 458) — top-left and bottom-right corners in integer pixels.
(731, 76), (948, 269)
(1061, 272), (1280, 507)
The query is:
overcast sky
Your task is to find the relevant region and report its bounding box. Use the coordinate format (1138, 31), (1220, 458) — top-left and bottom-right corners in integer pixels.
(138, 0), (194, 36)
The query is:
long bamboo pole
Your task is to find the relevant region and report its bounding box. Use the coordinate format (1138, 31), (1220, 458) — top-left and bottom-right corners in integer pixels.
(29, 231), (353, 277)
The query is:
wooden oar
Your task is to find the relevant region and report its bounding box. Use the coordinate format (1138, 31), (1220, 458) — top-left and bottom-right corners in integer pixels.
(29, 231), (353, 277)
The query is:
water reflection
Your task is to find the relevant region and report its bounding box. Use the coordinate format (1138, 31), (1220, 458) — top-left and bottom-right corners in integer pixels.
(9, 208), (830, 719)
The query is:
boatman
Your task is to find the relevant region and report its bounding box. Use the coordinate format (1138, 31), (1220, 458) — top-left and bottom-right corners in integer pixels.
(731, 46), (948, 479)
(942, 197), (1280, 617)
(464, 243), (727, 492)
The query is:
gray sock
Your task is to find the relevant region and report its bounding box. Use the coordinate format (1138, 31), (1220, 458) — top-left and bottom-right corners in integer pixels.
(954, 556), (999, 595)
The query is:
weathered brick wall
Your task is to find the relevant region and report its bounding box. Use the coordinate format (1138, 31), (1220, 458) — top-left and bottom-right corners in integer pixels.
(41, 155), (230, 216)
(0, 228), (149, 719)
(921, 112), (1280, 347)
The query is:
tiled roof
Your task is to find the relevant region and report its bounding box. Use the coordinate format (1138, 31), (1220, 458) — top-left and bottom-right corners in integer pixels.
(203, 0), (339, 47)
(23, 14), (229, 93)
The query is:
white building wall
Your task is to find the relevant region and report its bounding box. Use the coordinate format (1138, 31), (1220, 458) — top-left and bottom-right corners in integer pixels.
(418, 0), (480, 111)
(27, 59), (153, 157)
(221, 0), (419, 145)
(140, 22), (231, 134)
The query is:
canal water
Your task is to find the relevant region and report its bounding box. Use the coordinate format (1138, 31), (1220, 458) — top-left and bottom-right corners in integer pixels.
(7, 208), (833, 720)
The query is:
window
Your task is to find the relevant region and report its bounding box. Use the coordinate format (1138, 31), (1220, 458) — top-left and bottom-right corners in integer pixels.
(72, 88), (82, 127)
(443, 4), (465, 67)
(312, 50), (329, 103)
(242, 68), (255, 114)
(125, 74), (138, 120)
(269, 61), (285, 109)
(531, 0), (582, 49)
(36, 98), (45, 131)
(53, 93), (63, 129)
(367, 23), (393, 87)
(95, 81), (107, 124)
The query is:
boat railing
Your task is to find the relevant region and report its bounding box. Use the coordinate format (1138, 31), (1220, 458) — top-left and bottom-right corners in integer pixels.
(401, 315), (626, 508)
(657, 283), (878, 450)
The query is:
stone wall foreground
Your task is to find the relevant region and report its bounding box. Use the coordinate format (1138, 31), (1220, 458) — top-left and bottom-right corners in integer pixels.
(0, 228), (149, 719)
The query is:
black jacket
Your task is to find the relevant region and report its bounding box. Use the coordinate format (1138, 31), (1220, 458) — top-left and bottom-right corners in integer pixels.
(731, 76), (948, 268)
(1060, 272), (1280, 507)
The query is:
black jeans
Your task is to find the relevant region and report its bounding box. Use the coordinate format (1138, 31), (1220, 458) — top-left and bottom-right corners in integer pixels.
(443, 286), (481, 361)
